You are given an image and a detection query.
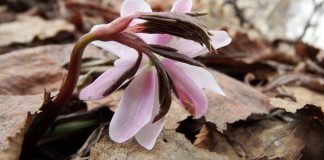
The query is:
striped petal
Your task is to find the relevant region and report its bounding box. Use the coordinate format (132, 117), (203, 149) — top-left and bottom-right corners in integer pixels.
(135, 75), (165, 150)
(109, 68), (157, 143)
(79, 58), (137, 100)
(162, 59), (207, 118)
(176, 62), (225, 96)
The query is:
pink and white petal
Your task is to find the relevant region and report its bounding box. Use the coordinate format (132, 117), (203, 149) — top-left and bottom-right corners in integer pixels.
(168, 37), (204, 58)
(171, 0), (193, 13)
(89, 24), (138, 58)
(135, 117), (165, 150)
(79, 58), (136, 100)
(109, 68), (157, 143)
(153, 34), (173, 45)
(135, 73), (165, 150)
(168, 30), (231, 58)
(121, 0), (152, 27)
(92, 41), (138, 59)
(136, 33), (161, 44)
(189, 30), (232, 58)
(176, 62), (226, 96)
(210, 31), (232, 49)
(120, 0), (152, 16)
(162, 59), (208, 119)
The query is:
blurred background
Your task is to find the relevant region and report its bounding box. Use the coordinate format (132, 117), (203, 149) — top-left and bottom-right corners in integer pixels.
(1, 0), (324, 49)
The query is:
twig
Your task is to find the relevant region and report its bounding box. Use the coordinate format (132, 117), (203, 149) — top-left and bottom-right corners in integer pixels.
(297, 0), (324, 41)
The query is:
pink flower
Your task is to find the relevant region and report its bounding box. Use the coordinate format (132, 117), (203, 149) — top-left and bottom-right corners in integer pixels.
(79, 0), (231, 150)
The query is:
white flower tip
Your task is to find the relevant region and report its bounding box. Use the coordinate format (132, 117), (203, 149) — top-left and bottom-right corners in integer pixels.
(109, 129), (127, 143)
(211, 86), (226, 97)
(172, 0), (193, 13)
(79, 89), (91, 100)
(121, 0), (152, 17)
(210, 30), (232, 49)
(140, 142), (154, 150)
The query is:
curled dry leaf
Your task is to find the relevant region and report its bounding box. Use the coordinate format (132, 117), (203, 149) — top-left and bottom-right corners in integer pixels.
(0, 16), (75, 47)
(90, 130), (228, 160)
(263, 73), (324, 93)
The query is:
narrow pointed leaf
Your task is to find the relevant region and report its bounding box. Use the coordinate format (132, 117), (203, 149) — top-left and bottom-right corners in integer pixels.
(148, 44), (205, 67)
(135, 12), (214, 51)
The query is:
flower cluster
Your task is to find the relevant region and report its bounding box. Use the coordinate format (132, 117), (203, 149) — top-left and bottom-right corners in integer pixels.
(80, 0), (231, 150)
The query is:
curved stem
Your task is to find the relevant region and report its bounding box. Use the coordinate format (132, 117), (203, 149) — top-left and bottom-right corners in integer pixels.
(54, 32), (97, 105)
(20, 32), (97, 160)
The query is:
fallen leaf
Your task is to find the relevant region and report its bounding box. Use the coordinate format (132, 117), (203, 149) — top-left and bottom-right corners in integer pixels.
(0, 16), (75, 47)
(0, 112), (36, 160)
(206, 69), (272, 132)
(199, 31), (274, 66)
(263, 73), (324, 93)
(192, 121), (243, 160)
(90, 130), (228, 160)
(186, 105), (324, 160)
(270, 86), (324, 112)
(0, 43), (116, 95)
(0, 94), (42, 150)
(0, 47), (66, 95)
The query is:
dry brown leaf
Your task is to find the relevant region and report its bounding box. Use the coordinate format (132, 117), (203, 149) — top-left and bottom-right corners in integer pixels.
(199, 31), (274, 66)
(190, 104), (324, 160)
(192, 122), (242, 160)
(206, 69), (273, 132)
(0, 43), (116, 95)
(0, 47), (66, 95)
(271, 86), (324, 112)
(227, 118), (304, 159)
(0, 16), (75, 47)
(0, 112), (36, 160)
(90, 130), (228, 160)
(0, 95), (42, 150)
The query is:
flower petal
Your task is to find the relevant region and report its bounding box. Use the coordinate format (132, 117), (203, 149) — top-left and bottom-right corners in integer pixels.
(171, 0), (193, 13)
(176, 62), (225, 96)
(120, 0), (152, 16)
(154, 34), (173, 45)
(92, 41), (138, 59)
(79, 58), (136, 100)
(135, 75), (165, 150)
(162, 59), (207, 118)
(169, 30), (231, 58)
(210, 31), (232, 49)
(189, 30), (232, 58)
(168, 37), (203, 58)
(89, 24), (138, 59)
(109, 68), (157, 143)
